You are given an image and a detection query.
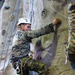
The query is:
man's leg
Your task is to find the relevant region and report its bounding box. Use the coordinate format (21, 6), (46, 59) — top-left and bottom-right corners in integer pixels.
(23, 68), (29, 75)
(27, 59), (49, 75)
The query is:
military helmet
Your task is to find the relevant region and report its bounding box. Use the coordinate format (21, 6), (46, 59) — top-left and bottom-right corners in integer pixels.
(17, 18), (31, 26)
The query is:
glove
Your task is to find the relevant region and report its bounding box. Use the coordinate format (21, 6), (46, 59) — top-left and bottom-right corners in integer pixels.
(52, 18), (61, 25)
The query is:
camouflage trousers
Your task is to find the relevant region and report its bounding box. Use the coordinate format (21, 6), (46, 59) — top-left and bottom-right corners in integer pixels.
(12, 56), (49, 75)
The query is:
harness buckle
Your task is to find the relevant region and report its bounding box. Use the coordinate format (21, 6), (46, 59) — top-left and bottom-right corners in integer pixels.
(16, 61), (20, 74)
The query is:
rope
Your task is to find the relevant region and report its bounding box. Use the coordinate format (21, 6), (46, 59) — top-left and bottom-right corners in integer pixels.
(2, 0), (20, 74)
(29, 0), (34, 24)
(20, 57), (31, 75)
(50, 0), (68, 19)
(0, 0), (17, 63)
(21, 61), (23, 75)
(20, 56), (33, 75)
(2, 0), (34, 74)
(0, 0), (5, 8)
(2, 0), (5, 2)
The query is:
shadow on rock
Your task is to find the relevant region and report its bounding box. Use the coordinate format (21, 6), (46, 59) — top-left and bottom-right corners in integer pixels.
(34, 24), (61, 67)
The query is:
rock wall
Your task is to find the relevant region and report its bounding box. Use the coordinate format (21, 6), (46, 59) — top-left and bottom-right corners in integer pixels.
(0, 0), (75, 75)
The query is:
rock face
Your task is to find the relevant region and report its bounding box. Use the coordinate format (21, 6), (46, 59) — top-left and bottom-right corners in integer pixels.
(0, 0), (75, 75)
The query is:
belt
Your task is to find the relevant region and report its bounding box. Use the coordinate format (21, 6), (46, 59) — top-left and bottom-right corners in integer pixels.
(11, 55), (28, 62)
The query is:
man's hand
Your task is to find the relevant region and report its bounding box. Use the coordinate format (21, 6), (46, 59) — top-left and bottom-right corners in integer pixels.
(52, 18), (61, 25)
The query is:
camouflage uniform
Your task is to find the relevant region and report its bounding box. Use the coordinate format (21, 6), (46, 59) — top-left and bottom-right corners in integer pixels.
(66, 2), (75, 65)
(11, 23), (54, 75)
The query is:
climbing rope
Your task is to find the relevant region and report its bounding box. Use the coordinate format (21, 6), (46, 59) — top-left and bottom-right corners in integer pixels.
(29, 0), (34, 24)
(0, 0), (16, 63)
(0, 0), (5, 8)
(20, 57), (31, 75)
(50, 0), (68, 19)
(1, 0), (20, 74)
(1, 0), (34, 74)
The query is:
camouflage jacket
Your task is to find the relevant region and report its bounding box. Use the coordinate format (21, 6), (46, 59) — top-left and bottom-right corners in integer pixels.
(12, 23), (54, 59)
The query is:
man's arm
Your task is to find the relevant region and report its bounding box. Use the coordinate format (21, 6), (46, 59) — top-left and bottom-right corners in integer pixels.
(26, 18), (61, 38)
(27, 23), (54, 38)
(14, 18), (61, 40)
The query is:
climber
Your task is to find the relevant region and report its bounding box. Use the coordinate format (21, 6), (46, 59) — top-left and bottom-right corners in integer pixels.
(11, 17), (61, 75)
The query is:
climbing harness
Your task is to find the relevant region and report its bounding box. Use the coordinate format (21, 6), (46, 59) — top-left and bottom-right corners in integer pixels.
(21, 57), (31, 75)
(29, 0), (34, 25)
(14, 55), (32, 75)
(0, 0), (5, 9)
